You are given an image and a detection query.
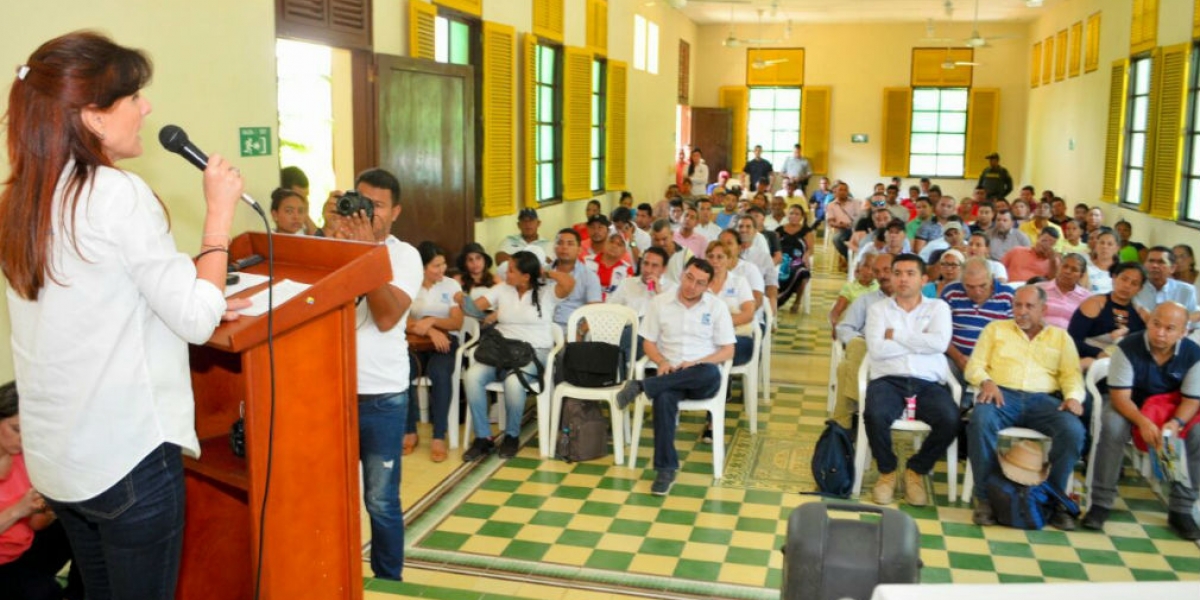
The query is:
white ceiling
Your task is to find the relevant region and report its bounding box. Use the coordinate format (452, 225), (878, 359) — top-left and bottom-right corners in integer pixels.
(659, 0), (1053, 25)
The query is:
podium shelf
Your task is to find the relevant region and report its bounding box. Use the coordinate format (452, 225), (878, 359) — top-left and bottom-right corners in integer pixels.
(185, 436), (250, 491)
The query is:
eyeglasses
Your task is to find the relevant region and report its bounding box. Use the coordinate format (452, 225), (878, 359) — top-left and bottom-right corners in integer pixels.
(940, 263), (963, 268)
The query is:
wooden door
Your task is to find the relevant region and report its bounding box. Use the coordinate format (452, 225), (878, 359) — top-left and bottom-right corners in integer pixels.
(689, 107), (732, 185)
(371, 55), (476, 255)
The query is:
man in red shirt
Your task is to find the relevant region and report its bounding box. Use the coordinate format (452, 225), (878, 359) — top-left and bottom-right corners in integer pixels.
(1002, 228), (1062, 282)
(586, 233), (636, 300)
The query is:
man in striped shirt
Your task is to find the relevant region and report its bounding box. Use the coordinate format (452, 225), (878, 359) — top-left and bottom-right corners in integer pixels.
(940, 258), (1016, 406)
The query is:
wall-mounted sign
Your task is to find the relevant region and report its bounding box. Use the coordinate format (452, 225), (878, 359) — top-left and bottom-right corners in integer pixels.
(239, 127), (272, 157)
(851, 134), (869, 144)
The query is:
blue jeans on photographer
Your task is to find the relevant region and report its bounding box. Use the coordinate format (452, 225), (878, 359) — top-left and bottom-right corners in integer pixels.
(46, 442), (185, 600)
(358, 391), (408, 580)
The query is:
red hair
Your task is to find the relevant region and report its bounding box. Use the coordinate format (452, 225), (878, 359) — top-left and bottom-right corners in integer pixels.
(0, 31), (152, 300)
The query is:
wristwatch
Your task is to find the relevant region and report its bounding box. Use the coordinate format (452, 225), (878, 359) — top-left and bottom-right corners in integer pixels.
(1173, 416), (1188, 428)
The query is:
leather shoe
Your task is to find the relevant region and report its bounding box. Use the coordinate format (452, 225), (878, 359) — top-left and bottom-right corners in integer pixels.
(1168, 511), (1200, 541)
(1049, 507), (1078, 531)
(972, 498), (997, 526)
(1081, 506), (1110, 531)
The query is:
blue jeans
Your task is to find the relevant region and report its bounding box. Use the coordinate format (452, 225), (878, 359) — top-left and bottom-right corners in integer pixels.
(968, 387), (1085, 499)
(45, 443), (185, 600)
(733, 335), (754, 367)
(406, 339), (460, 439)
(464, 347), (551, 439)
(643, 363), (723, 471)
(863, 376), (960, 475)
(358, 391), (408, 580)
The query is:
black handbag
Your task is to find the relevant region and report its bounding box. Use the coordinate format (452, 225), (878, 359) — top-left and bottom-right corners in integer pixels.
(556, 341), (624, 387)
(472, 327), (544, 395)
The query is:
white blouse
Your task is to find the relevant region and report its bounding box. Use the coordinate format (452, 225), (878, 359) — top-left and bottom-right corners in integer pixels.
(7, 164), (226, 502)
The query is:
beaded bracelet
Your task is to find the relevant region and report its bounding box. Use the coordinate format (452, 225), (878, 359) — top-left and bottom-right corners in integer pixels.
(197, 247), (230, 260)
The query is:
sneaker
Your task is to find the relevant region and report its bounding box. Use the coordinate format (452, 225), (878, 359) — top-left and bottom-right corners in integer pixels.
(616, 380), (643, 409)
(1049, 507), (1078, 531)
(1168, 511), (1200, 541)
(701, 427), (714, 444)
(1081, 506), (1110, 531)
(872, 471), (897, 505)
(903, 469), (928, 507)
(498, 435), (520, 458)
(972, 498), (997, 526)
(462, 437), (494, 462)
(651, 470), (676, 496)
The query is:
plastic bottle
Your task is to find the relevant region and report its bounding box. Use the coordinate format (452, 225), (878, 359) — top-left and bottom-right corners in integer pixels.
(904, 395), (917, 421)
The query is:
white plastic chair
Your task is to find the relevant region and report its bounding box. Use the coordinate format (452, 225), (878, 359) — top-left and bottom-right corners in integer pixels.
(463, 325), (565, 457)
(852, 357), (961, 503)
(827, 340), (845, 416)
(1083, 358), (1111, 510)
(628, 358), (734, 480)
(412, 317), (479, 450)
(759, 305), (773, 406)
(548, 305), (639, 465)
(961, 427), (1054, 502)
(731, 320), (762, 433)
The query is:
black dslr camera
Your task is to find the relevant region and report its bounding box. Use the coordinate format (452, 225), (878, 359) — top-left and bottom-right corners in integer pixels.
(335, 190), (374, 220)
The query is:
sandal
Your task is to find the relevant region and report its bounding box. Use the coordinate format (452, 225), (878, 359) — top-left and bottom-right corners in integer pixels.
(403, 433), (418, 455)
(430, 438), (448, 463)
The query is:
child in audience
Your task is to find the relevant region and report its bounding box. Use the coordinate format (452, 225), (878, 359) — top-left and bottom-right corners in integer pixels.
(269, 188), (307, 235)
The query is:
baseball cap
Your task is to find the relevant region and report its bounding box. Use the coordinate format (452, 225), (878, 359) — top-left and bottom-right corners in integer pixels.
(518, 208), (539, 220)
(587, 214), (612, 227)
(943, 221), (964, 233)
(985, 152), (1000, 160)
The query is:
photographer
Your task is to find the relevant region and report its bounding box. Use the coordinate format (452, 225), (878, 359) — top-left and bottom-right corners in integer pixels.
(330, 168), (422, 580)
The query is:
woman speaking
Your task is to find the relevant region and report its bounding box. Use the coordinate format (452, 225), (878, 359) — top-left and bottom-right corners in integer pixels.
(0, 32), (244, 598)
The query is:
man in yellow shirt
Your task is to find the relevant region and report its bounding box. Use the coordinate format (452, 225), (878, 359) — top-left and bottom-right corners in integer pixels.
(1019, 200), (1062, 243)
(965, 285), (1086, 529)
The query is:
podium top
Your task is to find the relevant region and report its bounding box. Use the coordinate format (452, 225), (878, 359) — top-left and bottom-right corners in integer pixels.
(204, 232), (391, 352)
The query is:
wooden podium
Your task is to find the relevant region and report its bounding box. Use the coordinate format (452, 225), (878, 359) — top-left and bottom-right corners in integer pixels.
(177, 232), (390, 600)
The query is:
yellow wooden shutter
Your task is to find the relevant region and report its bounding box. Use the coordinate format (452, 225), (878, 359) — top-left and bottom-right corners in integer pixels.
(1195, 0), (1200, 39)
(911, 48), (973, 87)
(523, 34), (538, 207)
(606, 60), (628, 190)
(746, 49), (805, 86)
(1069, 21), (1083, 78)
(964, 88), (1000, 178)
(1042, 36), (1054, 85)
(1145, 44), (1190, 219)
(1132, 0), (1146, 53)
(562, 47), (593, 201)
(1131, 0), (1159, 55)
(801, 87), (831, 176)
(1031, 42), (1042, 88)
(533, 0), (564, 44)
(409, 1), (437, 60)
(434, 0), (482, 16)
(1101, 59), (1129, 203)
(1086, 12), (1102, 73)
(587, 0), (608, 56)
(719, 87), (749, 167)
(482, 22), (516, 218)
(880, 88), (912, 177)
(1054, 29), (1068, 82)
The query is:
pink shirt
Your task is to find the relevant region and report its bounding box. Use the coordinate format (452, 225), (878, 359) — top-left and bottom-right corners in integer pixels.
(1037, 281), (1092, 330)
(1002, 247), (1053, 282)
(0, 454), (35, 564)
(674, 230), (711, 258)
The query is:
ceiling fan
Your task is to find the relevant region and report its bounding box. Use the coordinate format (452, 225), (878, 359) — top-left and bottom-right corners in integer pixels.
(752, 58), (789, 69)
(925, 0), (1015, 48)
(645, 0), (750, 9)
(722, 8), (790, 48)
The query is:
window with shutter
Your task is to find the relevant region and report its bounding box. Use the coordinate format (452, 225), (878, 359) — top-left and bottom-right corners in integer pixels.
(880, 88), (912, 177)
(1145, 44), (1190, 220)
(911, 48), (972, 87)
(909, 87), (968, 177)
(1182, 43), (1200, 222)
(1131, 0), (1158, 55)
(1032, 42), (1042, 88)
(1122, 55), (1154, 207)
(678, 40), (690, 104)
(1055, 29), (1068, 82)
(534, 0), (564, 44)
(606, 61), (628, 190)
(590, 58), (607, 193)
(409, 1), (436, 60)
(277, 0), (372, 51)
(1101, 60), (1129, 203)
(747, 87), (801, 167)
(1042, 35), (1054, 85)
(1086, 12), (1102, 73)
(562, 47), (593, 201)
(586, 0), (608, 56)
(801, 87), (830, 176)
(747, 49), (805, 87)
(719, 86), (749, 168)
(964, 89), (1000, 179)
(1069, 22), (1083, 78)
(482, 22), (516, 218)
(523, 34), (539, 207)
(434, 0), (481, 17)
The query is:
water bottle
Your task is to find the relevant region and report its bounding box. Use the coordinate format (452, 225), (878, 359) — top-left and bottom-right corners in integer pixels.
(904, 395), (917, 421)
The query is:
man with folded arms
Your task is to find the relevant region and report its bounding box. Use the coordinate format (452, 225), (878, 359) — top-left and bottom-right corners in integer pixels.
(1083, 302), (1200, 539)
(616, 258), (735, 496)
(832, 252), (895, 429)
(966, 285), (1086, 529)
(863, 254), (958, 506)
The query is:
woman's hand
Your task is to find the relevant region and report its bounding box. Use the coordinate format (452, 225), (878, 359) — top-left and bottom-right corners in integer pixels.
(222, 297), (252, 321)
(202, 154), (244, 220)
(429, 328), (451, 353)
(411, 317), (434, 336)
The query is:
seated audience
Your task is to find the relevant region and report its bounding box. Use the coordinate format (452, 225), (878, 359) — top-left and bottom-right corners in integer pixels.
(404, 242), (464, 463)
(718, 229), (766, 311)
(1114, 220), (1148, 263)
(705, 240), (757, 367)
(941, 257), (1016, 402)
(1083, 302), (1200, 540)
(618, 191), (634, 208)
(832, 253), (896, 428)
(734, 216), (781, 308)
(651, 219), (693, 284)
(776, 204), (815, 314)
(549, 229), (602, 332)
(966, 286), (1086, 530)
(608, 248), (676, 323)
(1136, 247), (1199, 323)
(1174, 244), (1199, 286)
(829, 254), (879, 327)
(1068, 262), (1147, 370)
(850, 208), (892, 257)
(1035, 253), (1091, 330)
(636, 202), (657, 236)
(496, 208), (553, 267)
(715, 190), (740, 229)
(281, 165), (318, 235)
(673, 202), (710, 257)
(825, 182), (860, 267)
(972, 201), (995, 235)
(585, 233), (635, 300)
(987, 210), (1031, 262)
(906, 197), (933, 240)
(1010, 198), (1031, 224)
(1056, 218), (1088, 256)
(573, 199), (603, 240)
(0, 382), (83, 600)
(1002, 228), (1061, 282)
(269, 188), (308, 235)
(1083, 206), (1105, 242)
(462, 252), (575, 460)
(922, 249), (964, 299)
(1019, 200), (1062, 242)
(611, 206), (649, 266)
(455, 243), (498, 301)
(912, 191), (956, 255)
(1049, 197), (1073, 228)
(966, 231), (1008, 282)
(863, 254), (958, 507)
(917, 221), (966, 263)
(1086, 229), (1121, 293)
(615, 259), (735, 496)
(695, 196), (723, 241)
(579, 213), (611, 260)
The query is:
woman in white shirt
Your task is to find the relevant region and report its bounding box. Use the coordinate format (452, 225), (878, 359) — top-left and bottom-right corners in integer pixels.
(0, 33), (244, 598)
(404, 243), (464, 463)
(705, 240), (756, 366)
(460, 251), (574, 461)
(686, 148), (710, 193)
(1087, 230), (1121, 294)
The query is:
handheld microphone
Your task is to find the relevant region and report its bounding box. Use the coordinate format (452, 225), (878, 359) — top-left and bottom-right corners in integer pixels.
(159, 124), (261, 210)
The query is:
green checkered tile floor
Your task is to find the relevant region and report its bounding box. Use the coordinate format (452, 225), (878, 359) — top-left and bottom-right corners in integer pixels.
(381, 245), (1200, 599)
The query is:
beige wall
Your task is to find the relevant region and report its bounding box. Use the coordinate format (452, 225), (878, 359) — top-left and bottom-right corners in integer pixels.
(691, 20), (1032, 201)
(1024, 0), (1198, 248)
(0, 0), (281, 381)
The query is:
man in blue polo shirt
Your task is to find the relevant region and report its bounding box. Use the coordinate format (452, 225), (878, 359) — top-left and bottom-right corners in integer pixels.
(941, 257), (1015, 406)
(1135, 247), (1199, 331)
(1083, 302), (1200, 540)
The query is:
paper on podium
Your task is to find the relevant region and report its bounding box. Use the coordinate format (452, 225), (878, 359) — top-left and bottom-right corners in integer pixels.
(238, 279), (311, 317)
(224, 272), (271, 298)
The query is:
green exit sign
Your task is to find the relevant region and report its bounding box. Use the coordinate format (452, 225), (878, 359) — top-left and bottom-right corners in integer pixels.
(239, 127), (272, 157)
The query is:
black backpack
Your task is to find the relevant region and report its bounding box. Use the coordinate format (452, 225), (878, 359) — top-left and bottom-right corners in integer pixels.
(472, 328), (543, 395)
(811, 419), (855, 498)
(555, 341), (625, 387)
(985, 472), (1079, 530)
(555, 399), (609, 462)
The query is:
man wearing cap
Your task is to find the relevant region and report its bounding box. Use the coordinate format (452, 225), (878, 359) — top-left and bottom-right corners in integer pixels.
(585, 233), (635, 301)
(1083, 302), (1200, 539)
(550, 228), (603, 332)
(580, 213), (615, 261)
(741, 144), (774, 192)
(1003, 228), (1061, 282)
(673, 202), (710, 257)
(966, 285), (1086, 529)
(781, 143), (813, 193)
(977, 152), (1013, 200)
(917, 220), (966, 263)
(707, 170), (731, 195)
(496, 209), (554, 267)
